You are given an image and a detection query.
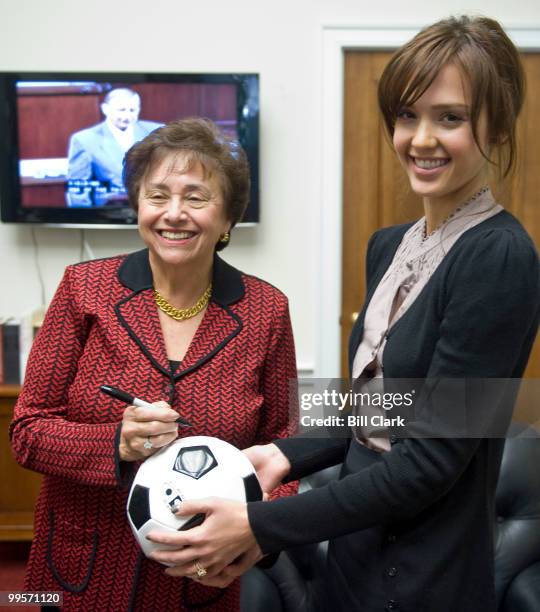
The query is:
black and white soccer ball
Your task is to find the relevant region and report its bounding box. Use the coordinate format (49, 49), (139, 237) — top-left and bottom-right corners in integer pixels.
(126, 435), (262, 561)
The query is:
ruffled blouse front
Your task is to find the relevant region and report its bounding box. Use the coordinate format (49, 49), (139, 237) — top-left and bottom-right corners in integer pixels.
(352, 187), (502, 451)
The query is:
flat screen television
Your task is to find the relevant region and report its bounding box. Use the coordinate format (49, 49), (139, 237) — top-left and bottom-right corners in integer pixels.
(0, 72), (259, 227)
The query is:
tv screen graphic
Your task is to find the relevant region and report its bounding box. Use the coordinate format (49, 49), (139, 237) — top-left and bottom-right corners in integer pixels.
(0, 73), (259, 227)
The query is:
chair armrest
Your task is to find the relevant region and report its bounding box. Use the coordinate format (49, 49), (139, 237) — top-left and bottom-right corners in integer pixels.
(501, 561), (540, 612)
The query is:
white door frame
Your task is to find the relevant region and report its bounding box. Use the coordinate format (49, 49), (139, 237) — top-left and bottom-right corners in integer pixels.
(316, 25), (540, 378)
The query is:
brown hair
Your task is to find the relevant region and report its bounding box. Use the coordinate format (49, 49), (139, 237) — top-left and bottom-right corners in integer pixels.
(123, 117), (250, 250)
(378, 15), (525, 178)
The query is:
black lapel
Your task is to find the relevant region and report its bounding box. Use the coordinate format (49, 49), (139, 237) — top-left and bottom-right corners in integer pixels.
(115, 249), (245, 378)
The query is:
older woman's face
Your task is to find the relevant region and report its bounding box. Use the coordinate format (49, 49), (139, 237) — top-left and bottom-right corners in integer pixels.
(137, 152), (230, 269)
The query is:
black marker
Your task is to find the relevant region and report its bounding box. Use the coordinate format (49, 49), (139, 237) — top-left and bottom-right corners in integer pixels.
(100, 385), (192, 427)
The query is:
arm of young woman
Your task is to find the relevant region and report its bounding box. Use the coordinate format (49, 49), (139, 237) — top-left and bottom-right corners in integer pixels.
(147, 228), (539, 579)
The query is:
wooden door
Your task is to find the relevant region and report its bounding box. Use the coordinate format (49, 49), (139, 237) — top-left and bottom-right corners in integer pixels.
(342, 51), (540, 380)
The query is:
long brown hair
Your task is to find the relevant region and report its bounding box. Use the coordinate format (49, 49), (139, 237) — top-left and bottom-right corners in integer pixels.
(378, 16), (525, 178)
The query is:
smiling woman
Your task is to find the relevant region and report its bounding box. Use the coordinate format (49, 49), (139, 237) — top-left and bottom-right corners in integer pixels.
(123, 119), (250, 363)
(144, 17), (539, 612)
(10, 117), (298, 612)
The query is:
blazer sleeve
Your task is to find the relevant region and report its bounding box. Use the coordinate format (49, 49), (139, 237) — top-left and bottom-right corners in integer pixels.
(248, 228), (540, 554)
(9, 266), (124, 487)
(252, 295), (299, 499)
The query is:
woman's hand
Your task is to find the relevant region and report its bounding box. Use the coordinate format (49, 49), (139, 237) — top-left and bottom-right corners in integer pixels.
(194, 544), (264, 588)
(147, 498), (261, 577)
(119, 401), (179, 461)
(243, 443), (291, 494)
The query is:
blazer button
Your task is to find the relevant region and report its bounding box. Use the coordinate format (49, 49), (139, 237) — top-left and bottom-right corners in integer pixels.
(386, 600), (399, 611)
(387, 566), (398, 577)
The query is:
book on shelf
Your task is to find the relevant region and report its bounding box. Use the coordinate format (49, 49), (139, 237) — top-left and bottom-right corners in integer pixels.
(0, 307), (45, 386)
(1, 319), (20, 385)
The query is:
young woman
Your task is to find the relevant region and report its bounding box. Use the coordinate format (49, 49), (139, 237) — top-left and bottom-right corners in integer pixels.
(145, 17), (540, 612)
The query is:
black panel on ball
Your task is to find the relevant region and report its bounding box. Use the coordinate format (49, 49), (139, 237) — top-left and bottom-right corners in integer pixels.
(128, 484), (151, 529)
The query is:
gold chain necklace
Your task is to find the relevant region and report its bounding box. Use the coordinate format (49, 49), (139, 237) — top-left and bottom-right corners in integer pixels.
(153, 283), (212, 321)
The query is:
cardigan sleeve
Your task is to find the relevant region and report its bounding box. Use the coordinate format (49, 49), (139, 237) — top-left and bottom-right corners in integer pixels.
(248, 227), (540, 554)
(9, 266), (124, 487)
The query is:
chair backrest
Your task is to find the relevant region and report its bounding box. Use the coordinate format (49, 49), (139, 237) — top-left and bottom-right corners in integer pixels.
(242, 425), (540, 612)
(494, 425), (540, 610)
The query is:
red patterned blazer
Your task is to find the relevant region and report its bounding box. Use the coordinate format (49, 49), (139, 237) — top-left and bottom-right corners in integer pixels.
(10, 249), (297, 612)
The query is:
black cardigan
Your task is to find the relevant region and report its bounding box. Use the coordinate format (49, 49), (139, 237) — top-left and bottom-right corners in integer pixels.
(248, 210), (540, 612)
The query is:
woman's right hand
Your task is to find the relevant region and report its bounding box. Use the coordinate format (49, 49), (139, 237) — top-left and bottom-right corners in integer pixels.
(243, 443), (291, 494)
(119, 401), (179, 461)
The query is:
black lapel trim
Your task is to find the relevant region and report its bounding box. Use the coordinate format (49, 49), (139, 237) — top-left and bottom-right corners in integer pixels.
(114, 294), (171, 378)
(47, 509), (98, 594)
(210, 253), (245, 305)
(173, 306), (243, 381)
(117, 249), (154, 290)
(117, 249), (245, 306)
(116, 249), (245, 378)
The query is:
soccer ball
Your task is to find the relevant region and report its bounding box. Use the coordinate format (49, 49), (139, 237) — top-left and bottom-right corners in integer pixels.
(126, 436), (262, 561)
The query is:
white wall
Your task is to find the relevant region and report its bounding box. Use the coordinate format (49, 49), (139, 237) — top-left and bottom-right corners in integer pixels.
(0, 0), (538, 375)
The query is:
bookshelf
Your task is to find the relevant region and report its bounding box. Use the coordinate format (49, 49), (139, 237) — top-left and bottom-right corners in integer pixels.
(0, 385), (41, 540)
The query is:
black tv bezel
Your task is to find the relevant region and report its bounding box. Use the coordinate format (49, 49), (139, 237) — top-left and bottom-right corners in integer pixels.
(0, 71), (259, 227)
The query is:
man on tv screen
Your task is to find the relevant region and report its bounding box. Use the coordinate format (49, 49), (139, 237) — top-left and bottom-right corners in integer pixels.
(66, 87), (162, 206)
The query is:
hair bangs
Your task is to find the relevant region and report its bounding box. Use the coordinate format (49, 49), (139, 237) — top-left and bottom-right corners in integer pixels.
(381, 37), (459, 135)
(377, 16), (525, 179)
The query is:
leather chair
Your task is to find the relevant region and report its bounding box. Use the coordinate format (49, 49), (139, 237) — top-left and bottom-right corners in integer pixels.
(240, 425), (540, 612)
(494, 425), (540, 611)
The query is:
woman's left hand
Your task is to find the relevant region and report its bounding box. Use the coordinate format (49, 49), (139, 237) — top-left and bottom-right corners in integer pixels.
(189, 544), (264, 588)
(147, 498), (261, 577)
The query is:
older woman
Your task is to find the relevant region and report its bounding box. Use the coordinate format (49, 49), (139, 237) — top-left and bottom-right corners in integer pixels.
(10, 118), (297, 611)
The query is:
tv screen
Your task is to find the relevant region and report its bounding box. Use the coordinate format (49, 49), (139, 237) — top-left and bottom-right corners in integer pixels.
(0, 72), (259, 227)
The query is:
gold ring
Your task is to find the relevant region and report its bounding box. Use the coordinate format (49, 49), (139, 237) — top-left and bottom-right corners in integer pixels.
(195, 561), (207, 578)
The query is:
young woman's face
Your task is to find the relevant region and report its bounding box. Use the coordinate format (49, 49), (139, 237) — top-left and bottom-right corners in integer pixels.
(393, 63), (490, 206)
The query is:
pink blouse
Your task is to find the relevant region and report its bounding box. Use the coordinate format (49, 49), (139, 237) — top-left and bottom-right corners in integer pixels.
(352, 187), (502, 451)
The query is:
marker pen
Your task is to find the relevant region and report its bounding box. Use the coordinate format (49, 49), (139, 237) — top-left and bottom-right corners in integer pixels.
(100, 385), (192, 427)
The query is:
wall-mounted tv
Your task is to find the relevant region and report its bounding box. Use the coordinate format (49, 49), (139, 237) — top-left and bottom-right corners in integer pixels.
(0, 72), (259, 227)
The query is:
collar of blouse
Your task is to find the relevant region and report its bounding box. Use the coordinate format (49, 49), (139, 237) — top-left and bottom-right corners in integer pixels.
(117, 248), (245, 306)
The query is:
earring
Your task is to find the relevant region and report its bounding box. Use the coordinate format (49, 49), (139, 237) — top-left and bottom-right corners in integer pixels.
(219, 232), (230, 244)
